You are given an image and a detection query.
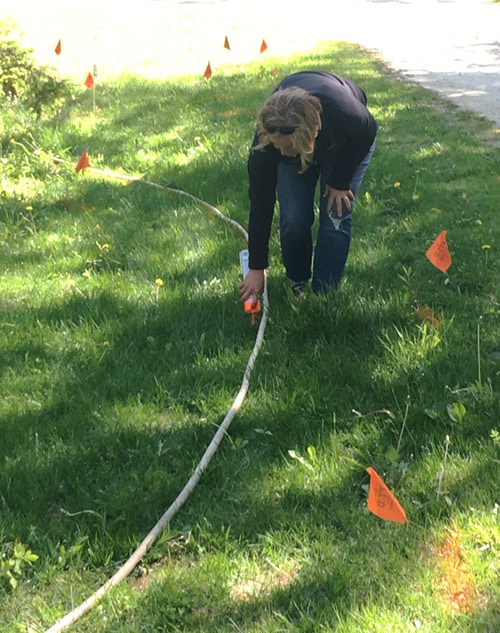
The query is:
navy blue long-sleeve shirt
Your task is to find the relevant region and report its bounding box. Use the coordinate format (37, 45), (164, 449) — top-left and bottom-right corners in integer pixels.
(247, 71), (377, 270)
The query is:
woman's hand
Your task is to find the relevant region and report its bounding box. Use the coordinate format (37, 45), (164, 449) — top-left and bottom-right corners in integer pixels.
(323, 185), (354, 217)
(239, 269), (264, 305)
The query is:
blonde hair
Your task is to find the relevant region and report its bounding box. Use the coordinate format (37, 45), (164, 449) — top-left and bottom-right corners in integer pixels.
(254, 86), (322, 172)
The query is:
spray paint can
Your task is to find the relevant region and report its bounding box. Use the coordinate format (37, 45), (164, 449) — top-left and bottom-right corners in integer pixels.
(239, 249), (261, 315)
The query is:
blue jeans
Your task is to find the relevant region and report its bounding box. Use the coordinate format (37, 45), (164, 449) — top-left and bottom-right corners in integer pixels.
(276, 142), (375, 293)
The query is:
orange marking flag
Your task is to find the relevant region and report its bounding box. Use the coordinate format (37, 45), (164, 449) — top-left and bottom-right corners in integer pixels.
(223, 36), (230, 50)
(75, 151), (90, 173)
(55, 39), (62, 56)
(366, 467), (407, 523)
(84, 72), (95, 90)
(260, 39), (268, 53)
(203, 61), (212, 80)
(426, 230), (452, 272)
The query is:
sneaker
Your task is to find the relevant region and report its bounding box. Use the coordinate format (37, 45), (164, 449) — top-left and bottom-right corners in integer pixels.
(290, 280), (309, 297)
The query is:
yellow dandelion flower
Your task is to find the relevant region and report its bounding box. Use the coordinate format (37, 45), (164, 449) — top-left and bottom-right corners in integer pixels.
(412, 194), (420, 201)
(101, 243), (110, 250)
(155, 278), (164, 287)
(394, 181), (401, 188)
(462, 192), (467, 200)
(482, 244), (491, 250)
(475, 219), (483, 225)
(103, 341), (110, 347)
(26, 205), (33, 211)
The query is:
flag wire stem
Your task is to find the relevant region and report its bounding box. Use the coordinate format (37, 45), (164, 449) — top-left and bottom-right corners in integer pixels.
(43, 159), (269, 633)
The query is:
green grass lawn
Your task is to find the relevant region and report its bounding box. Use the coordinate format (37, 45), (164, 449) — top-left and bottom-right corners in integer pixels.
(1, 41), (499, 633)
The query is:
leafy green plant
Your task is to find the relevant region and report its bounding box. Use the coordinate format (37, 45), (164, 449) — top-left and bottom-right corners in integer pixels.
(447, 401), (467, 425)
(0, 541), (39, 590)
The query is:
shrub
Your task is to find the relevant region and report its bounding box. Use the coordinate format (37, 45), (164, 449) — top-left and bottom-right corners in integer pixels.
(0, 20), (71, 116)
